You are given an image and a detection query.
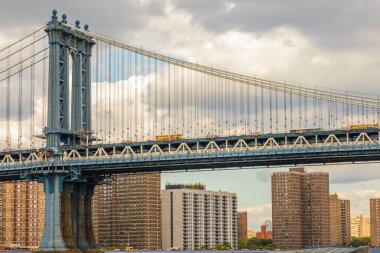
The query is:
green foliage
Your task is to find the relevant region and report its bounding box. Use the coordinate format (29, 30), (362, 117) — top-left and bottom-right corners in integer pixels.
(213, 242), (232, 250)
(165, 182), (206, 190)
(351, 237), (370, 247)
(238, 238), (276, 250)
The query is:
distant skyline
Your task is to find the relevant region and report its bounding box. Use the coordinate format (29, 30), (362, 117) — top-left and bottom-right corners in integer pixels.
(1, 0), (380, 230)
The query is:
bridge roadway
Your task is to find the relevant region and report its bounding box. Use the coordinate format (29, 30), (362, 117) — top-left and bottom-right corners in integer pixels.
(0, 128), (380, 181)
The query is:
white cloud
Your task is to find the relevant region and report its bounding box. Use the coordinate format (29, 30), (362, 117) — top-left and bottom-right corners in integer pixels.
(240, 202), (272, 230)
(338, 189), (380, 218)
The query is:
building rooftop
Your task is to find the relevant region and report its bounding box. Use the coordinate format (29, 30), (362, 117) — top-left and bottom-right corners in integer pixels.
(165, 183), (206, 190)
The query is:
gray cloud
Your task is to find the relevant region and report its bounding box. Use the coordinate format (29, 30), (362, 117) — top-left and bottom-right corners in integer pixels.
(0, 0), (165, 39)
(172, 0), (380, 49)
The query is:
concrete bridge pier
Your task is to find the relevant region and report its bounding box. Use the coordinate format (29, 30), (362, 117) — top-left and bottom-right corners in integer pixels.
(39, 173), (98, 252)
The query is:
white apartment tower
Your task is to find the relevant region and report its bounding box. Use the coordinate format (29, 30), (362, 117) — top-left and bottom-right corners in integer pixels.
(162, 184), (238, 250)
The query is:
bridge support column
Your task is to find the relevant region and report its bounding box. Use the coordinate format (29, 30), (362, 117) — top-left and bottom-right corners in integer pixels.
(40, 174), (66, 251)
(39, 173), (98, 252)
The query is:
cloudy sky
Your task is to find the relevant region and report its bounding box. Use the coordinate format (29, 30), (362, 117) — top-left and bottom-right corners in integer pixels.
(1, 0), (380, 230)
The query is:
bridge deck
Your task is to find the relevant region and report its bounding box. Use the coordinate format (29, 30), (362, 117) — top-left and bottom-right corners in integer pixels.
(0, 128), (379, 181)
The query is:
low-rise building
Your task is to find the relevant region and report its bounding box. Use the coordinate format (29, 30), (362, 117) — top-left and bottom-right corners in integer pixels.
(256, 225), (272, 239)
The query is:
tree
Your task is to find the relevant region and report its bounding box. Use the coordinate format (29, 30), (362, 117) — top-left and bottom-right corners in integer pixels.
(351, 237), (370, 247)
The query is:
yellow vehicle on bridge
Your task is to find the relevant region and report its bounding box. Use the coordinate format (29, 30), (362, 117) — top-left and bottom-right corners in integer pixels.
(155, 134), (184, 141)
(348, 123), (379, 130)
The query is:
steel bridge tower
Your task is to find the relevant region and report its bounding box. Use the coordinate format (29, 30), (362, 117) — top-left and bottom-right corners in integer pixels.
(39, 10), (98, 252)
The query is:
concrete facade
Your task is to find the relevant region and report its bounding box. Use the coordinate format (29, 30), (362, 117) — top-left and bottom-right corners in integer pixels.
(162, 186), (237, 250)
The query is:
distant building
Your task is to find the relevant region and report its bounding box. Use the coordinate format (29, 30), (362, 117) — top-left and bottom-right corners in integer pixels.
(247, 230), (256, 239)
(256, 225), (272, 239)
(340, 199), (351, 245)
(93, 173), (161, 250)
(162, 184), (238, 250)
(329, 194), (351, 246)
(0, 181), (44, 250)
(262, 220), (272, 232)
(272, 167), (330, 250)
(370, 199), (380, 247)
(238, 211), (248, 241)
(351, 214), (371, 238)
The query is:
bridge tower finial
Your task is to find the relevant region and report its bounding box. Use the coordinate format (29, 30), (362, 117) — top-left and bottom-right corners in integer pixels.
(51, 9), (57, 22)
(62, 14), (67, 24)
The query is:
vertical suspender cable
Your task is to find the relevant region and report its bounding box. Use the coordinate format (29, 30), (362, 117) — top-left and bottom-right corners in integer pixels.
(290, 89), (293, 130)
(30, 36), (35, 148)
(18, 41), (23, 148)
(96, 40), (99, 138)
(141, 52), (144, 140)
(108, 44), (112, 143)
(261, 84), (264, 132)
(121, 48), (125, 140)
(269, 83), (272, 133)
(6, 47), (10, 148)
(284, 85), (287, 132)
(134, 52), (138, 139)
(42, 44), (47, 147)
(275, 86), (278, 132)
(181, 62), (185, 136)
(304, 91), (307, 128)
(168, 58), (171, 135)
(247, 80), (250, 134)
(154, 57), (157, 137)
(255, 84), (258, 132)
(298, 88), (301, 128)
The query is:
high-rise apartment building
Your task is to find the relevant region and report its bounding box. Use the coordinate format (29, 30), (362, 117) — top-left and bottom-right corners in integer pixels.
(272, 167), (330, 250)
(329, 194), (351, 246)
(340, 199), (351, 245)
(370, 198), (380, 247)
(329, 194), (342, 245)
(238, 211), (248, 241)
(351, 214), (371, 238)
(0, 181), (44, 250)
(162, 184), (238, 250)
(93, 173), (161, 250)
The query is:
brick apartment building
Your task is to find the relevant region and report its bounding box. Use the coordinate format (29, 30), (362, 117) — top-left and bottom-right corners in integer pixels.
(272, 168), (330, 250)
(0, 181), (44, 250)
(238, 211), (248, 241)
(93, 173), (161, 250)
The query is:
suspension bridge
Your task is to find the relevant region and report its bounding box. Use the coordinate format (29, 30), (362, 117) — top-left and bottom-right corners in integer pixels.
(1, 10), (380, 251)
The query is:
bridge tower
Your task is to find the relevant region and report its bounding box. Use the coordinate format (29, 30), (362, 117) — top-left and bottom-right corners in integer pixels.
(39, 10), (98, 252)
(45, 10), (94, 148)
